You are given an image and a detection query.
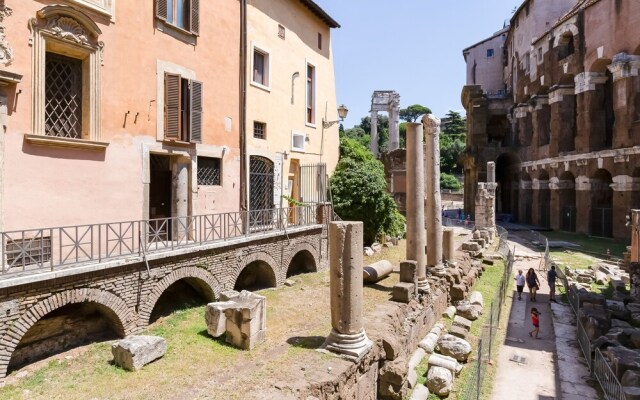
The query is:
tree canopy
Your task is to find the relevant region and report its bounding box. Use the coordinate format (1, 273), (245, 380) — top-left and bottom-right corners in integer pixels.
(399, 104), (432, 122)
(442, 110), (466, 136)
(331, 137), (405, 244)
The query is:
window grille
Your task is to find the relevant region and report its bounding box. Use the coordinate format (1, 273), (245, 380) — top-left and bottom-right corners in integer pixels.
(197, 157), (221, 186)
(253, 121), (266, 139)
(278, 24), (285, 39)
(5, 236), (52, 267)
(45, 53), (82, 139)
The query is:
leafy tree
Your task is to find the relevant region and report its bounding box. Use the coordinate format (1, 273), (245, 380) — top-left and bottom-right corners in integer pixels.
(399, 122), (407, 149)
(399, 104), (432, 122)
(341, 127), (370, 149)
(356, 115), (389, 153)
(442, 110), (466, 136)
(331, 137), (405, 244)
(440, 173), (462, 191)
(339, 123), (344, 135)
(440, 134), (466, 174)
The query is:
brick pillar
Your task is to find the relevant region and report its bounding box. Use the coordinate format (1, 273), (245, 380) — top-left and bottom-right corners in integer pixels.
(549, 85), (577, 156)
(608, 53), (640, 148)
(611, 175), (640, 241)
(575, 72), (608, 152)
(532, 95), (550, 158)
(549, 178), (561, 230)
(575, 176), (591, 234)
(531, 179), (540, 227)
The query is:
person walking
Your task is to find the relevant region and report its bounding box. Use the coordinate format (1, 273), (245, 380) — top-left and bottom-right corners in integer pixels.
(514, 269), (526, 301)
(547, 265), (557, 302)
(526, 268), (540, 302)
(529, 308), (541, 339)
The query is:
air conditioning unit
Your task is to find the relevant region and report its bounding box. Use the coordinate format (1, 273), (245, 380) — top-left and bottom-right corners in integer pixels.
(292, 131), (305, 152)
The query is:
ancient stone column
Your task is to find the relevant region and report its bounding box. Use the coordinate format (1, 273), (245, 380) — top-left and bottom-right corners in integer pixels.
(405, 123), (429, 290)
(322, 221), (372, 359)
(631, 210), (640, 263)
(423, 115), (445, 275)
(172, 157), (190, 239)
(388, 103), (400, 151)
(370, 111), (379, 156)
(487, 162), (495, 184)
(443, 228), (455, 262)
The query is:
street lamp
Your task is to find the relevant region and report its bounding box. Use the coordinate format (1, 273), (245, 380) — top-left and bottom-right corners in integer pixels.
(322, 104), (349, 128)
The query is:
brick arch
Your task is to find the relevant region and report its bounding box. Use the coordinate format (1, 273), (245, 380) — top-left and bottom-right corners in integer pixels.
(139, 267), (221, 326)
(233, 251), (280, 288)
(282, 242), (319, 282)
(0, 288), (134, 378)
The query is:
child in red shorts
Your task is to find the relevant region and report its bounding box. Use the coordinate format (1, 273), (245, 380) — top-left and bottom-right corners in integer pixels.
(529, 308), (540, 339)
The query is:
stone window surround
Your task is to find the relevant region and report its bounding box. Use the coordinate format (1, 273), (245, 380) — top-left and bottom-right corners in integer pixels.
(29, 5), (105, 149)
(64, 0), (115, 21)
(156, 60), (196, 142)
(305, 58), (316, 129)
(250, 41), (271, 92)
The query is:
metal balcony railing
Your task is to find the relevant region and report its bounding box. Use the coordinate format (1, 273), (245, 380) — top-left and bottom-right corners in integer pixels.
(0, 204), (321, 277)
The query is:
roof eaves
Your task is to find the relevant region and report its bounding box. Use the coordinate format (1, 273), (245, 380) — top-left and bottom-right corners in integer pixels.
(298, 0), (340, 28)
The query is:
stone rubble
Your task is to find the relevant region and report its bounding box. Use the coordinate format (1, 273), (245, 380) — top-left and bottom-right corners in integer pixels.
(111, 335), (167, 371)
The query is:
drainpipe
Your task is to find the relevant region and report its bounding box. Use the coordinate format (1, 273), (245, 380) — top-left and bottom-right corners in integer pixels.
(239, 0), (248, 212)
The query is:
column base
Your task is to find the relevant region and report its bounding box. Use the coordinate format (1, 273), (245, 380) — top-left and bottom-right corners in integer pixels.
(430, 265), (447, 277)
(319, 329), (373, 361)
(417, 278), (431, 293)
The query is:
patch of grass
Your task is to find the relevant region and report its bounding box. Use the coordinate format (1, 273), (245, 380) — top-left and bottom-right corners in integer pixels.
(544, 231), (626, 258)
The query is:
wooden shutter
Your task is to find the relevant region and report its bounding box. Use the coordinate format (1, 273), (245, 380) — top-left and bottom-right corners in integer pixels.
(156, 0), (168, 20)
(190, 0), (200, 35)
(189, 80), (203, 143)
(164, 73), (181, 139)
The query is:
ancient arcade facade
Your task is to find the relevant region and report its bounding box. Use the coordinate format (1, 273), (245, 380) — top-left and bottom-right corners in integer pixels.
(461, 0), (640, 240)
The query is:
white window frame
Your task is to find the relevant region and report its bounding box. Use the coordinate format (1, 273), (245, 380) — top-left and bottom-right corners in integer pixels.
(305, 60), (316, 128)
(250, 42), (271, 91)
(291, 130), (306, 152)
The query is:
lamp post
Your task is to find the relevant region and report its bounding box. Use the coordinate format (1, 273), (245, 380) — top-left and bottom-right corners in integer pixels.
(320, 105), (348, 163)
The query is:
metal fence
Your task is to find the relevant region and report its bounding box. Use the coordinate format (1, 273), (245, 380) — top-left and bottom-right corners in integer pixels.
(0, 204), (321, 276)
(459, 236), (516, 400)
(299, 163), (328, 204)
(593, 347), (626, 400)
(550, 236), (625, 400)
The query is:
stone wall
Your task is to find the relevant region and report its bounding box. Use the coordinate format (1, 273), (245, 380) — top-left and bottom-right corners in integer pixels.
(0, 227), (325, 377)
(300, 279), (449, 399)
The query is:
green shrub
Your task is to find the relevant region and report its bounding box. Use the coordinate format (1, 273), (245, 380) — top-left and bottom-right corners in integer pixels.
(441, 172), (462, 191)
(330, 138), (405, 245)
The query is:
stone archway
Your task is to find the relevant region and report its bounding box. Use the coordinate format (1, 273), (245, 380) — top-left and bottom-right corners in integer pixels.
(558, 171), (577, 232)
(285, 243), (319, 279)
(520, 172), (533, 224)
(139, 267), (219, 326)
(537, 170), (551, 228)
(233, 251), (279, 291)
(495, 152), (521, 219)
(0, 288), (134, 378)
(591, 169), (614, 237)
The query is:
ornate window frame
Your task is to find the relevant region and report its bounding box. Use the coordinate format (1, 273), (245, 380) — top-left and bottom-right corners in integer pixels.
(29, 6), (104, 144)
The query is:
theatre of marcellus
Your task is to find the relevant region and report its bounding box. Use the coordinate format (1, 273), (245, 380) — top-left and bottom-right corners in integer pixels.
(462, 0), (640, 240)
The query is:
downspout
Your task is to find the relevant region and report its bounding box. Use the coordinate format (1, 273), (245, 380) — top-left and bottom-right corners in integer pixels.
(239, 0), (248, 212)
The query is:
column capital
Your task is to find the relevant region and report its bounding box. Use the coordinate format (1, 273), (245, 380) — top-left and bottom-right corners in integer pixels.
(608, 52), (640, 82)
(549, 84), (575, 104)
(575, 175), (591, 191)
(422, 114), (441, 136)
(515, 104), (531, 118)
(611, 175), (640, 192)
(575, 72), (608, 94)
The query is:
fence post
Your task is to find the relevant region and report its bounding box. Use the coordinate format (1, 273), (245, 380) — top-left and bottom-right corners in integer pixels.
(476, 339), (483, 400)
(489, 302), (494, 361)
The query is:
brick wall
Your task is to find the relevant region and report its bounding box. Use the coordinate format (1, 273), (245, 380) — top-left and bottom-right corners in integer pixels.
(0, 227), (324, 377)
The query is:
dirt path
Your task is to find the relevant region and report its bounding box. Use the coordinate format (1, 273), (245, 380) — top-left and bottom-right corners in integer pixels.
(491, 236), (559, 400)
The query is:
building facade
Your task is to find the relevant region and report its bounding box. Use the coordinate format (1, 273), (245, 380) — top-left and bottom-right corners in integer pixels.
(462, 0), (640, 240)
(245, 0), (340, 211)
(0, 0), (241, 235)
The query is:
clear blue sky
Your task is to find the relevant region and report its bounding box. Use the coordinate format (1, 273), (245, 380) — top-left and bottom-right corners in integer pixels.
(316, 0), (520, 128)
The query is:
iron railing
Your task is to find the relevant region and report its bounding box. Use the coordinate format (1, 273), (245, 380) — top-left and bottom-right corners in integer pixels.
(0, 204), (320, 277)
(593, 347), (625, 400)
(577, 316), (593, 372)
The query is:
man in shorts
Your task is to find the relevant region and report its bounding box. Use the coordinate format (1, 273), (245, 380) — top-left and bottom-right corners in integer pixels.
(515, 269), (525, 301)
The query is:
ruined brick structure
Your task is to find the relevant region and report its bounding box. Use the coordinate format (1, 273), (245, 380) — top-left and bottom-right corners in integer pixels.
(0, 227), (325, 377)
(462, 0), (640, 239)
